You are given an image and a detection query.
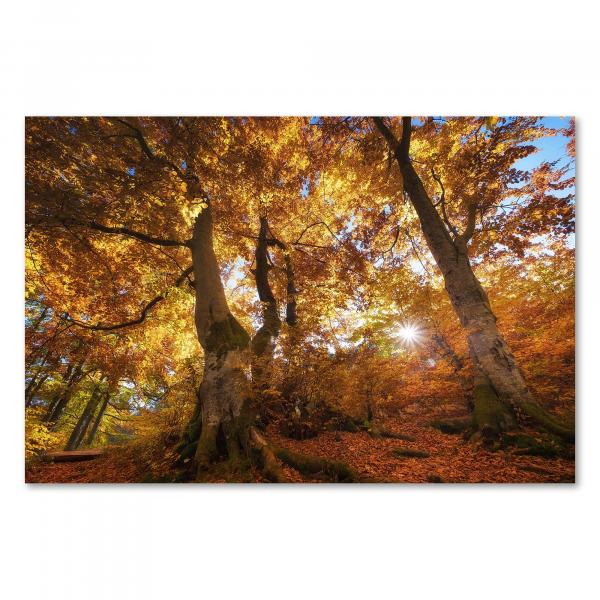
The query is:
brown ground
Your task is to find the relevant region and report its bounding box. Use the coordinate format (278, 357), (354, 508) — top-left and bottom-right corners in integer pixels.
(267, 421), (575, 483)
(26, 407), (575, 483)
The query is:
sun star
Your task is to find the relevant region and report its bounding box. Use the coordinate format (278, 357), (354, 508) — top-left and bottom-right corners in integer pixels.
(398, 323), (420, 344)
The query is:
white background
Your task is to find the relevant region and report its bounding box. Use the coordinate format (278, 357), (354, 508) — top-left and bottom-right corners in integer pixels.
(1, 2), (598, 599)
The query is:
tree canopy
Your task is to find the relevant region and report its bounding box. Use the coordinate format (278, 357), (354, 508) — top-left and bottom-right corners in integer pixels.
(25, 116), (575, 483)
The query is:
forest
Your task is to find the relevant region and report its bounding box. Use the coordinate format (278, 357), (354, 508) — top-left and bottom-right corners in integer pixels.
(24, 116), (575, 483)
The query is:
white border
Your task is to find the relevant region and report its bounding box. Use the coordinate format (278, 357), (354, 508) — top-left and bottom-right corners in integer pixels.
(1, 2), (598, 599)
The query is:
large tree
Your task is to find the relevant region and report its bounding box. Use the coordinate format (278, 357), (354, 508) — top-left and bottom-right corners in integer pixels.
(370, 116), (574, 441)
(26, 117), (356, 479)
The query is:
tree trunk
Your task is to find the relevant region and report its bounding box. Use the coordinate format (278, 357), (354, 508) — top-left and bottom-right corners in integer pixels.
(65, 383), (103, 451)
(25, 348), (51, 406)
(430, 331), (472, 409)
(25, 372), (50, 407)
(250, 216), (281, 389)
(374, 117), (573, 442)
(190, 200), (252, 472)
(85, 391), (110, 446)
(44, 361), (85, 425)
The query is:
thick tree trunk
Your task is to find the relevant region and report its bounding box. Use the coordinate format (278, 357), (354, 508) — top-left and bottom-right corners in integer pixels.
(65, 382), (104, 451)
(374, 117), (573, 441)
(190, 200), (251, 472)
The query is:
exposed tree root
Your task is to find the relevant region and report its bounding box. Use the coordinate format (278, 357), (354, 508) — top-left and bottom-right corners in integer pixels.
(273, 446), (357, 482)
(248, 427), (290, 482)
(473, 383), (516, 442)
(501, 432), (571, 459)
(432, 382), (574, 446)
(249, 426), (357, 482)
(429, 418), (473, 435)
(368, 424), (416, 442)
(517, 464), (555, 476)
(519, 401), (575, 443)
(392, 448), (430, 459)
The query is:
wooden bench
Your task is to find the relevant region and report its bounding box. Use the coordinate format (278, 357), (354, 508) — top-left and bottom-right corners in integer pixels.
(45, 449), (105, 462)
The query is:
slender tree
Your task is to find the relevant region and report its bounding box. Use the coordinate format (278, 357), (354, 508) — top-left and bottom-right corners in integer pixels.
(65, 380), (104, 451)
(373, 117), (573, 441)
(85, 390), (111, 446)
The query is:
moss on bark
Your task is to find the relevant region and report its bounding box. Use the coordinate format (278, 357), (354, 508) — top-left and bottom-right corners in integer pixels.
(274, 447), (357, 482)
(473, 383), (516, 442)
(501, 432), (569, 459)
(429, 418), (474, 434)
(519, 401), (575, 443)
(205, 313), (250, 358)
(392, 448), (430, 458)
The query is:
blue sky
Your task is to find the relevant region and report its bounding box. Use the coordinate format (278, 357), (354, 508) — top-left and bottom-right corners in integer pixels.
(514, 116), (573, 172)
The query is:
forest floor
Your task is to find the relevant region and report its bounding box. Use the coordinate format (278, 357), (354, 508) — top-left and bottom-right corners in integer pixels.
(26, 402), (575, 484)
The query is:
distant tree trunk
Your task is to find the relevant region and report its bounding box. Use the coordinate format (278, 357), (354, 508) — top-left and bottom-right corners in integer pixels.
(65, 382), (104, 451)
(283, 249), (298, 327)
(250, 216), (281, 390)
(430, 331), (473, 408)
(25, 348), (51, 406)
(267, 228), (302, 410)
(374, 117), (573, 441)
(365, 393), (374, 423)
(44, 360), (85, 425)
(190, 199), (251, 471)
(85, 391), (110, 446)
(25, 372), (50, 407)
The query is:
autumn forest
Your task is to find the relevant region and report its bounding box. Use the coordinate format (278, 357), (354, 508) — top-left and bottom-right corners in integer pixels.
(24, 116), (575, 483)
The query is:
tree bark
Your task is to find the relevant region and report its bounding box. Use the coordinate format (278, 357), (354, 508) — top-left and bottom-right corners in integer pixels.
(430, 331), (473, 409)
(25, 348), (51, 406)
(373, 117), (573, 441)
(44, 360), (85, 425)
(65, 382), (104, 451)
(250, 216), (281, 389)
(25, 372), (50, 407)
(85, 391), (110, 446)
(190, 200), (251, 471)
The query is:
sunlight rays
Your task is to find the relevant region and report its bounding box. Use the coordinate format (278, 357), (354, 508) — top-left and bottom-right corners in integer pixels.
(396, 322), (422, 346)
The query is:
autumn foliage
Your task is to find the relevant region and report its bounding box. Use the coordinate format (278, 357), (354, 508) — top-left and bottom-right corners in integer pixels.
(25, 116), (575, 483)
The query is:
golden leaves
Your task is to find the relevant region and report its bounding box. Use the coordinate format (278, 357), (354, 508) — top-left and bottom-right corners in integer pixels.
(485, 116), (500, 129)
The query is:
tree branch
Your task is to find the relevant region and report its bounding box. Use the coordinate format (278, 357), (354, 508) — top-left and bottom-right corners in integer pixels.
(110, 118), (187, 181)
(58, 217), (190, 248)
(293, 220), (340, 245)
(373, 117), (411, 164)
(67, 266), (193, 331)
(430, 167), (458, 238)
(457, 203), (477, 244)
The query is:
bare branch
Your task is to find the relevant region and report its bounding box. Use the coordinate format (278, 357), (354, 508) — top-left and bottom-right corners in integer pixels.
(67, 266), (193, 331)
(430, 167), (458, 238)
(58, 217), (190, 248)
(457, 203), (478, 245)
(372, 117), (411, 164)
(110, 118), (186, 181)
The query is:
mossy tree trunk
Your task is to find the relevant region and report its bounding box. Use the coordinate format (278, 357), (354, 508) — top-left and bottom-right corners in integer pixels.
(374, 117), (574, 442)
(471, 362), (516, 442)
(190, 199), (252, 473)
